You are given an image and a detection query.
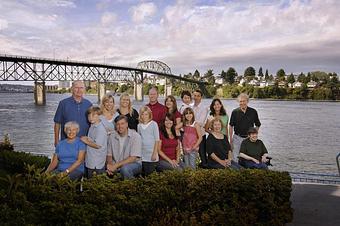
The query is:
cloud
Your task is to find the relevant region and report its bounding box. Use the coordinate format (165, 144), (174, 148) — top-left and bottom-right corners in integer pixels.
(0, 18), (8, 31)
(129, 2), (157, 23)
(0, 0), (340, 76)
(101, 12), (117, 26)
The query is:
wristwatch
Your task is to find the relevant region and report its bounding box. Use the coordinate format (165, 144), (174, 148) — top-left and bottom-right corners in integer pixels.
(65, 169), (70, 174)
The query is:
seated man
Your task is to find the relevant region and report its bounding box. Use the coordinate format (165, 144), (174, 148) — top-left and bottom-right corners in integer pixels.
(106, 115), (142, 179)
(238, 127), (269, 169)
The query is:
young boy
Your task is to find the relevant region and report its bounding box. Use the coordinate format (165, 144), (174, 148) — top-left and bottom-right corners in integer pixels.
(81, 106), (108, 178)
(179, 90), (192, 114)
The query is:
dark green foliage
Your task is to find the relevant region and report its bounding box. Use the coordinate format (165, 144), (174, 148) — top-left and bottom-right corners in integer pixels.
(276, 69), (286, 78)
(244, 66), (256, 77)
(0, 166), (293, 226)
(0, 149), (49, 174)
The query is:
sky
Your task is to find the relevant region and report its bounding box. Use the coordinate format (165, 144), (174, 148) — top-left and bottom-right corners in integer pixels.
(1, 0), (340, 79)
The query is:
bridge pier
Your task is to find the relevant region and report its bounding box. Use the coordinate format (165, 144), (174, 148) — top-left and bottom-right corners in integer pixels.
(97, 82), (106, 103)
(34, 81), (46, 105)
(134, 81), (143, 101)
(164, 79), (172, 97)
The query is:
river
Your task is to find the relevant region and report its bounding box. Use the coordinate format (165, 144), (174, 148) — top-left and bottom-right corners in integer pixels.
(0, 93), (339, 174)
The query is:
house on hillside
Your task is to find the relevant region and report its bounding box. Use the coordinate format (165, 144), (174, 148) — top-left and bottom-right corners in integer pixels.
(307, 81), (318, 89)
(249, 79), (259, 86)
(293, 81), (303, 88)
(278, 81), (287, 88)
(215, 77), (224, 85)
(238, 78), (246, 86)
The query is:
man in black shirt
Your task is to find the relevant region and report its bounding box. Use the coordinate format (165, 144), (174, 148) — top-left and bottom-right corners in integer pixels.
(228, 93), (261, 160)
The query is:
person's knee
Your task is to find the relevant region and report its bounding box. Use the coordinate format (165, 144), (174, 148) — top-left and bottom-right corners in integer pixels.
(120, 165), (134, 179)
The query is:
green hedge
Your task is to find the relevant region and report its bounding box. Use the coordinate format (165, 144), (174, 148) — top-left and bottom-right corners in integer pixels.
(0, 167), (293, 226)
(0, 149), (50, 174)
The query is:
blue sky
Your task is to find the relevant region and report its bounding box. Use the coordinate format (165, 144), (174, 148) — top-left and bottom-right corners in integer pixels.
(1, 0), (340, 82)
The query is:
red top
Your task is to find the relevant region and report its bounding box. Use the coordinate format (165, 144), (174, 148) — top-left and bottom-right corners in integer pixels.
(173, 110), (181, 120)
(147, 102), (167, 126)
(160, 132), (178, 160)
(182, 124), (198, 153)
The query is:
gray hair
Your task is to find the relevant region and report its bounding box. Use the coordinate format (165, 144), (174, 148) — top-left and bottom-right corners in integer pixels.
(237, 93), (249, 102)
(64, 121), (80, 133)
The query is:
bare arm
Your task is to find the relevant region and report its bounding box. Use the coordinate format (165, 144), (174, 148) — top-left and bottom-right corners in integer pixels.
(151, 140), (160, 161)
(46, 154), (59, 173)
(228, 125), (234, 145)
(192, 122), (202, 150)
(66, 150), (86, 173)
(158, 140), (173, 164)
(80, 136), (101, 149)
(239, 153), (259, 164)
(210, 153), (227, 167)
(54, 123), (60, 147)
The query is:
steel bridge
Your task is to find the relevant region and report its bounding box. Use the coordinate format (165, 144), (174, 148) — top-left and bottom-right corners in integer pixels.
(0, 54), (206, 104)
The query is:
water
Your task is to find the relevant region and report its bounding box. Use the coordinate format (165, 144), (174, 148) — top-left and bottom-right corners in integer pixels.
(0, 93), (339, 174)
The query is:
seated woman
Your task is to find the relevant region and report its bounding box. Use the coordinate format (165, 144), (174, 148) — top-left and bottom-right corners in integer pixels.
(157, 113), (184, 171)
(238, 127), (269, 169)
(206, 117), (240, 170)
(46, 121), (86, 180)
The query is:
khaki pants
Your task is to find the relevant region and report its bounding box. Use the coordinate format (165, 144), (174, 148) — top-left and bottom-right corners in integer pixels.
(232, 135), (246, 161)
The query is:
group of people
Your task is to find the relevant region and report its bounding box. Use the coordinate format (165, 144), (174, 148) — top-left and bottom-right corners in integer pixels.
(46, 80), (270, 180)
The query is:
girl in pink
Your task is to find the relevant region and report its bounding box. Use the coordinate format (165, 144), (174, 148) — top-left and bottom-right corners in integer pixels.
(182, 107), (202, 169)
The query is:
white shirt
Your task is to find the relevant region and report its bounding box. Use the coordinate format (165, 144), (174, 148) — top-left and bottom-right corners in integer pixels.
(192, 101), (209, 135)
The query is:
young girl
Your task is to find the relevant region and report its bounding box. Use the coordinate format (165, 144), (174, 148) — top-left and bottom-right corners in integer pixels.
(182, 107), (202, 169)
(137, 106), (160, 176)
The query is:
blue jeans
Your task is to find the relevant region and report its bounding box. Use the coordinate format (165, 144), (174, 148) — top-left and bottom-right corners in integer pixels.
(53, 169), (83, 181)
(239, 159), (268, 170)
(207, 160), (241, 170)
(156, 160), (184, 172)
(118, 162), (142, 179)
(183, 151), (197, 169)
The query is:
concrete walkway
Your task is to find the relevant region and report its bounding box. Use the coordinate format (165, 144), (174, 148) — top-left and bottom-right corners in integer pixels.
(288, 183), (340, 226)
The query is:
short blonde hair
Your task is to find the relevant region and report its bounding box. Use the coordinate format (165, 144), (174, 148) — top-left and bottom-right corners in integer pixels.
(210, 116), (224, 131)
(139, 106), (153, 123)
(64, 121), (80, 134)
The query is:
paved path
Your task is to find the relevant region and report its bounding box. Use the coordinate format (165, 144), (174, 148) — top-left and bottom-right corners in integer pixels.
(288, 183), (340, 226)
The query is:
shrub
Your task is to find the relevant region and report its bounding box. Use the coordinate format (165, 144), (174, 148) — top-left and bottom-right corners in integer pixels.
(0, 167), (293, 226)
(0, 149), (49, 174)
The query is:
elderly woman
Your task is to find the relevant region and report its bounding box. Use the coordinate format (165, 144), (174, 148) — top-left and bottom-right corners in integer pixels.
(238, 127), (269, 169)
(206, 117), (240, 170)
(46, 121), (86, 180)
(115, 93), (139, 131)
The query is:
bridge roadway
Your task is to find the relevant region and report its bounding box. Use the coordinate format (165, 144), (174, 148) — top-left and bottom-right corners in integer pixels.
(0, 54), (206, 105)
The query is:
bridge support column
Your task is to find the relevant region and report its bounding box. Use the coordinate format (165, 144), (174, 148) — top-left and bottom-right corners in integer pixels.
(165, 79), (172, 97)
(97, 82), (106, 103)
(34, 81), (46, 105)
(134, 81), (143, 101)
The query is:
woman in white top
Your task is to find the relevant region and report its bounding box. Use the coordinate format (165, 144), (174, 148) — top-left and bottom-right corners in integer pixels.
(137, 106), (160, 176)
(100, 94), (119, 133)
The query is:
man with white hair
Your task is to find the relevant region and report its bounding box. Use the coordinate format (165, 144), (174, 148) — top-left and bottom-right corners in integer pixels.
(54, 80), (92, 146)
(229, 93), (261, 161)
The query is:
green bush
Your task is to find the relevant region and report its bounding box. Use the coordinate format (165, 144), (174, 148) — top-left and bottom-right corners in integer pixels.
(0, 168), (293, 226)
(0, 149), (49, 174)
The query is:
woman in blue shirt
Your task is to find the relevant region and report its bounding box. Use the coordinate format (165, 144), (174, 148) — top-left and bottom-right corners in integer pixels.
(46, 121), (86, 180)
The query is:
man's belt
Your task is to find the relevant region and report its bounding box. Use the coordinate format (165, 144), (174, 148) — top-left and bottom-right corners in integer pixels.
(235, 134), (248, 138)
